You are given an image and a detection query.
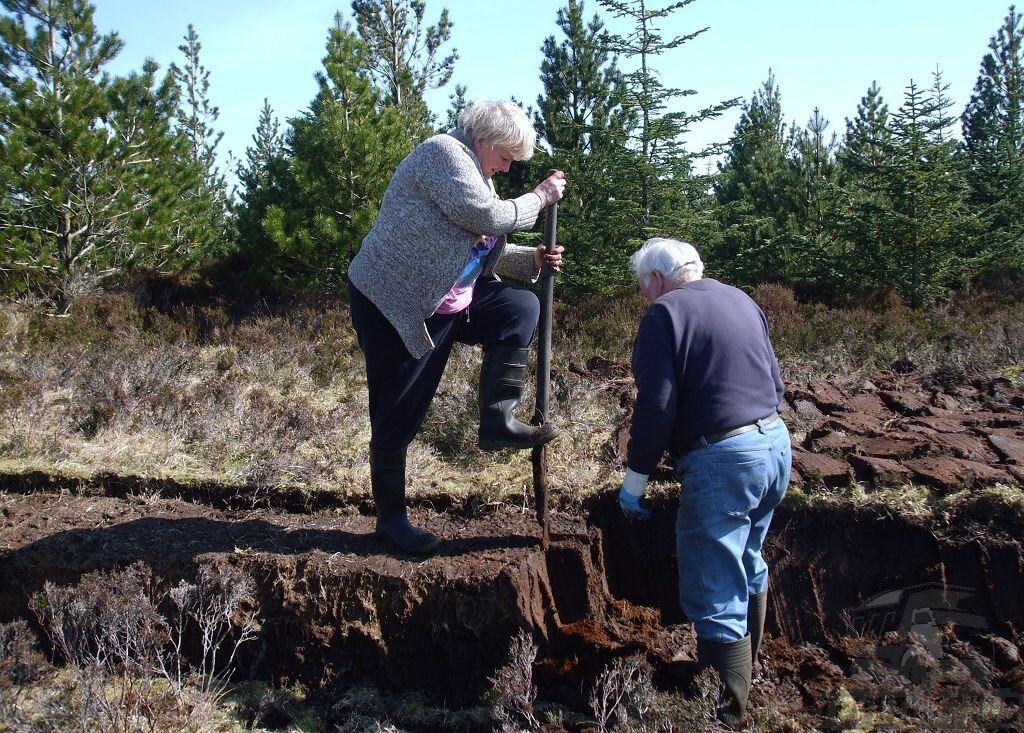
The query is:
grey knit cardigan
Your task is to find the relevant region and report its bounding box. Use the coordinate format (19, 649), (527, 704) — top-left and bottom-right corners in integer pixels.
(348, 129), (544, 359)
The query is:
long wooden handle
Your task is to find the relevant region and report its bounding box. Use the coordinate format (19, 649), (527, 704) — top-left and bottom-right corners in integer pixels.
(532, 176), (557, 550)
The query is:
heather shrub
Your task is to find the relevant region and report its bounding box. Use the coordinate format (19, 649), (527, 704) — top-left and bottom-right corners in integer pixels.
(485, 630), (540, 731)
(751, 282), (800, 331)
(0, 620), (48, 687)
(24, 561), (258, 733)
(589, 654), (655, 732)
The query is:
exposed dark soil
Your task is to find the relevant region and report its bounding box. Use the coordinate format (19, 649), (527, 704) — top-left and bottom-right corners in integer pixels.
(2, 363), (1023, 730)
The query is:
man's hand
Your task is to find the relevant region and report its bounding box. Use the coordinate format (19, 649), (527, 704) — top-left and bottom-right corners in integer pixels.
(618, 469), (651, 521)
(618, 488), (651, 521)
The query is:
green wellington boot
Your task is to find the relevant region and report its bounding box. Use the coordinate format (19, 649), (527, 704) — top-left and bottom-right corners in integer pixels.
(477, 344), (558, 451)
(697, 634), (753, 728)
(370, 448), (438, 555)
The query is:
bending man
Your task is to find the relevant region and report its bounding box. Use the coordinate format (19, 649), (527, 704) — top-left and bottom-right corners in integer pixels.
(618, 238), (792, 727)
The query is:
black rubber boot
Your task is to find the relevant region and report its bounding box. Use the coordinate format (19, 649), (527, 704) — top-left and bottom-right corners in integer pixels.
(749, 589), (768, 667)
(477, 344), (558, 451)
(697, 635), (752, 728)
(370, 449), (438, 555)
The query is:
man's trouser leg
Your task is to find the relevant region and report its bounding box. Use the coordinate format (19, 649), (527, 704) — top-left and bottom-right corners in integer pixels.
(674, 422), (790, 726)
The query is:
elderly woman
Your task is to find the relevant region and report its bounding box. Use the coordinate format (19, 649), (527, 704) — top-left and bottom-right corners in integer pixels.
(347, 100), (566, 555)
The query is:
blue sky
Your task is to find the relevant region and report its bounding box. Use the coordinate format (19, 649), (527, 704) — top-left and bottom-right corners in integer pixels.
(91, 0), (1014, 185)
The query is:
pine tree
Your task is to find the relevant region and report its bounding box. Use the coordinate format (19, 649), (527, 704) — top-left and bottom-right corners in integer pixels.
(714, 72), (802, 285)
(259, 15), (410, 291)
(106, 60), (198, 273)
(596, 0), (737, 236)
(534, 0), (635, 292)
(962, 4), (1024, 267)
(0, 0), (181, 301)
(350, 0), (457, 139)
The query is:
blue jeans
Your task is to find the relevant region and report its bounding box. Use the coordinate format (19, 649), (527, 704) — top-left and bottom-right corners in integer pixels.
(674, 416), (792, 642)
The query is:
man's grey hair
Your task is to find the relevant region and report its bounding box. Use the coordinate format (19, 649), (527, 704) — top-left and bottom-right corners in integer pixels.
(457, 100), (537, 161)
(629, 237), (705, 288)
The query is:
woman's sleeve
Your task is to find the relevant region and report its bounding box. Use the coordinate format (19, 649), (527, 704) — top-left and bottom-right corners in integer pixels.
(494, 243), (541, 282)
(418, 139), (542, 235)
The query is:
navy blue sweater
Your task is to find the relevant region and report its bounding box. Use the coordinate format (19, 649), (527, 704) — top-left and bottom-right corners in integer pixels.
(627, 279), (785, 476)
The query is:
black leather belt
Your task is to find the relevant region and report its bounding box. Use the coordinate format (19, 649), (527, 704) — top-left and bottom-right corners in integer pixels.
(687, 413), (780, 452)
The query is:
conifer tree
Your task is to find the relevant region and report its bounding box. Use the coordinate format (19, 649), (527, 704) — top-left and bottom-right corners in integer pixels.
(534, 0), (634, 291)
(169, 23), (231, 262)
(234, 100), (289, 285)
(789, 108), (840, 285)
(350, 0), (456, 139)
(962, 4), (1024, 267)
(714, 72), (801, 285)
(835, 82), (897, 290)
(0, 0), (180, 301)
(439, 82), (467, 133)
(596, 0), (736, 237)
(886, 73), (970, 306)
(259, 15), (409, 290)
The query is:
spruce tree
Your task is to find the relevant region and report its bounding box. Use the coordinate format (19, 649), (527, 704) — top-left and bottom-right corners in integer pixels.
(962, 5), (1024, 267)
(169, 23), (231, 259)
(234, 99), (289, 286)
(714, 72), (802, 286)
(534, 0), (635, 292)
(596, 0), (736, 237)
(886, 73), (970, 306)
(835, 82), (898, 291)
(789, 108), (840, 286)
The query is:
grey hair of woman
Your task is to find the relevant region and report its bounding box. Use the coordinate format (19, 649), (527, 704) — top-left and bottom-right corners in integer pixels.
(457, 100), (537, 161)
(629, 237), (705, 289)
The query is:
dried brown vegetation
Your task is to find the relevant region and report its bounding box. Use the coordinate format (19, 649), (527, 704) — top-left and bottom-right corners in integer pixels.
(1, 280), (1023, 731)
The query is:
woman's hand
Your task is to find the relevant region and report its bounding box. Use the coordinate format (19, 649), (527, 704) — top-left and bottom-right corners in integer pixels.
(534, 244), (564, 273)
(533, 170), (566, 207)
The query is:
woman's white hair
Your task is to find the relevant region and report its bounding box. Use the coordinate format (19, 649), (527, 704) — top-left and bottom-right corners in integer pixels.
(629, 237), (704, 288)
(457, 100), (537, 161)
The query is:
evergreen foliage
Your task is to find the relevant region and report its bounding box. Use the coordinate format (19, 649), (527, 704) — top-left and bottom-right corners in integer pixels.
(234, 99), (289, 288)
(789, 108), (840, 285)
(885, 73), (971, 306)
(0, 0), (182, 302)
(169, 24), (232, 262)
(534, 0), (635, 292)
(962, 4), (1024, 268)
(596, 0), (737, 246)
(2, 0), (1022, 307)
(714, 72), (803, 285)
(351, 0), (457, 138)
(255, 15), (410, 292)
(835, 82), (897, 291)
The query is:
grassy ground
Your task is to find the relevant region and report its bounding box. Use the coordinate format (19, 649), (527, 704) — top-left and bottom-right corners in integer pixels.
(2, 280), (1022, 507)
(2, 279), (1024, 732)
